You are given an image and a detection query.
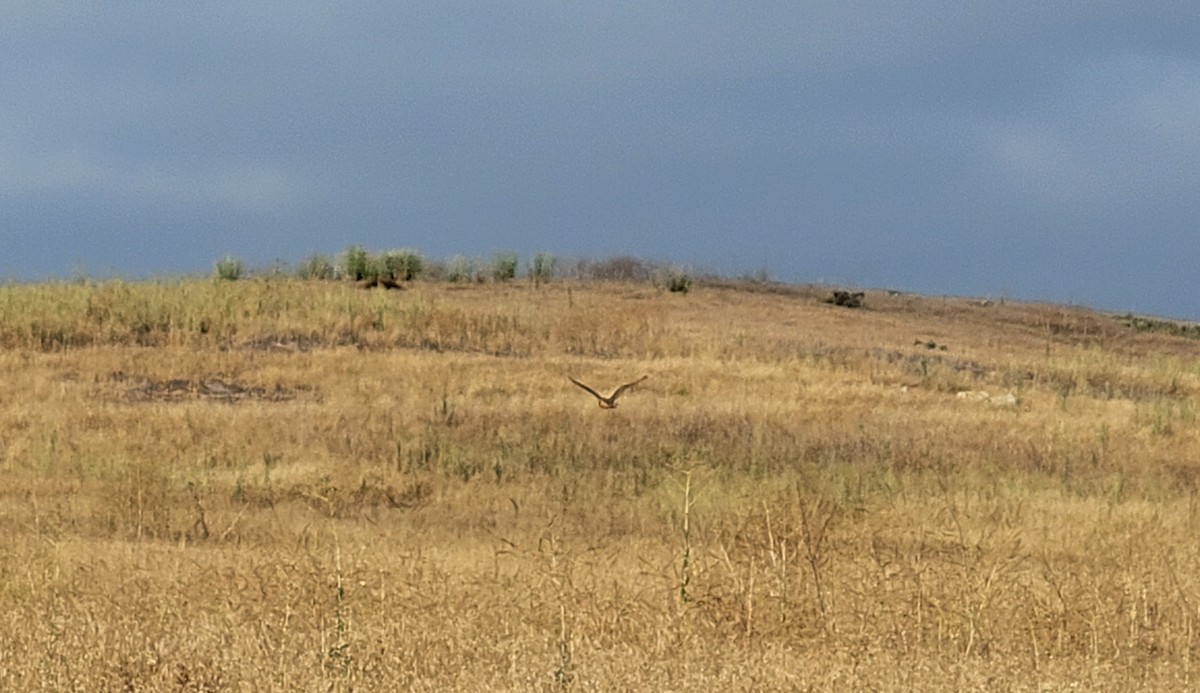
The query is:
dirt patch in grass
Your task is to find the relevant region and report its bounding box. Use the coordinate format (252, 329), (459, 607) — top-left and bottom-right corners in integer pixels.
(238, 334), (333, 352)
(123, 376), (300, 403)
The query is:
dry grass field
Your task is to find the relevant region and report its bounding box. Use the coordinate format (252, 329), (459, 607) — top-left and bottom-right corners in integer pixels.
(2, 276), (1200, 691)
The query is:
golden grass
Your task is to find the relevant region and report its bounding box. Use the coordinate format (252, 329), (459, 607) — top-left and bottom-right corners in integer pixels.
(2, 277), (1200, 690)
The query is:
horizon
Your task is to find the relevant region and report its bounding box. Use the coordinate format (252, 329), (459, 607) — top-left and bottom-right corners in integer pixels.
(5, 247), (1197, 324)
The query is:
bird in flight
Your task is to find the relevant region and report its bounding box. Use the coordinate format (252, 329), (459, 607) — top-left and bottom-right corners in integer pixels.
(568, 375), (648, 409)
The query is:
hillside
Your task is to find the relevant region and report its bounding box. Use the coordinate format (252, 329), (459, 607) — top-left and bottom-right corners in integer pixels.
(2, 277), (1199, 690)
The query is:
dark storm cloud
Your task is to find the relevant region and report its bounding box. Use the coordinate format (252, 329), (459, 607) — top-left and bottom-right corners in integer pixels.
(2, 2), (1199, 315)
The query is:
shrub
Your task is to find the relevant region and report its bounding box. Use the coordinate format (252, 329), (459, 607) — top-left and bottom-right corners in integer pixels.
(364, 253), (389, 281)
(214, 256), (244, 281)
(445, 256), (477, 283)
(297, 254), (336, 280)
(529, 252), (556, 285)
(492, 251), (519, 282)
(583, 256), (652, 282)
(342, 245), (371, 281)
(662, 267), (692, 294)
(383, 249), (424, 281)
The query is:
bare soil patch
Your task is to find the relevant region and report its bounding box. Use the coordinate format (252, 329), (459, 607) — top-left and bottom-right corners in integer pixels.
(122, 376), (300, 403)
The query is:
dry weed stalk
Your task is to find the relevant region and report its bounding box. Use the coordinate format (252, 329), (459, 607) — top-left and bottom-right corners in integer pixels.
(672, 466), (702, 606)
(795, 485), (837, 636)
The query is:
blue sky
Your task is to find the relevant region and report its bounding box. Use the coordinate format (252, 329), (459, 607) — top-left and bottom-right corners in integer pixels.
(2, 3), (1199, 317)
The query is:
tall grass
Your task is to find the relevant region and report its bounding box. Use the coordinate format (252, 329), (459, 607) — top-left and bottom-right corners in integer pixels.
(1, 278), (1199, 688)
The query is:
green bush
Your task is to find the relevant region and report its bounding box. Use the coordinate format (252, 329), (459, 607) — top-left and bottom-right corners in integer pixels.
(342, 245), (371, 281)
(663, 267), (692, 294)
(445, 256), (477, 283)
(492, 251), (519, 282)
(529, 252), (556, 285)
(364, 253), (389, 281)
(214, 256), (244, 281)
(383, 249), (424, 281)
(297, 254), (336, 280)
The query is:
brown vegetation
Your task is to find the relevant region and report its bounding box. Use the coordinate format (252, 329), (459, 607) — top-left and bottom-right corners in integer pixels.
(2, 277), (1200, 690)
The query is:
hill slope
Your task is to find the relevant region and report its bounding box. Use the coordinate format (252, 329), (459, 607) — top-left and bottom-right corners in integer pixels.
(1, 278), (1198, 690)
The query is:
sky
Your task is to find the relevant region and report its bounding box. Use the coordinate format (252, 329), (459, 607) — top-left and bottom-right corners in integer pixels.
(2, 3), (1199, 318)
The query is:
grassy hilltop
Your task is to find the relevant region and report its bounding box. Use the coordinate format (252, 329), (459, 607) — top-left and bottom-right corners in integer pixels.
(2, 273), (1200, 690)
